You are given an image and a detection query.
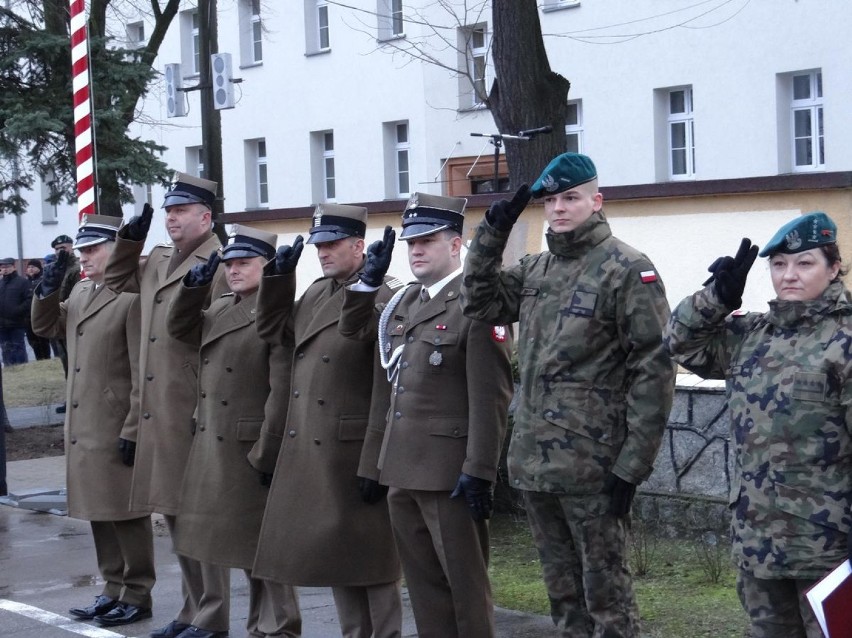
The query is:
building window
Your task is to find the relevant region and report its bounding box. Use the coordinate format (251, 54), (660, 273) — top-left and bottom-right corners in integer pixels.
(322, 132), (335, 201)
(40, 170), (59, 224)
(186, 146), (205, 179)
(239, 0), (263, 65)
(383, 121), (410, 198)
(180, 10), (200, 76)
(791, 70), (823, 171)
(126, 21), (145, 47)
(305, 0), (331, 54)
(378, 0), (404, 40)
(565, 100), (583, 153)
(244, 139), (268, 208)
(467, 24), (489, 108)
(667, 87), (695, 179)
(257, 139), (268, 205)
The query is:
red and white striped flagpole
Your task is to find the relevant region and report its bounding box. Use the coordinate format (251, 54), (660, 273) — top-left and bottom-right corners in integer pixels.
(70, 0), (95, 220)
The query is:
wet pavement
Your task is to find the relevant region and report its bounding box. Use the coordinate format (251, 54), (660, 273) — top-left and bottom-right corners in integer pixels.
(0, 453), (558, 637)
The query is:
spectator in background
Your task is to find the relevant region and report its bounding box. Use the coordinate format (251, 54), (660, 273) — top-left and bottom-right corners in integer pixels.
(24, 259), (52, 360)
(0, 258), (31, 366)
(50, 234), (81, 413)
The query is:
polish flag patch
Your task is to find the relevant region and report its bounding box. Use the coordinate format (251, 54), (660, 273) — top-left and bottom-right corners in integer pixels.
(640, 270), (658, 284)
(492, 326), (507, 342)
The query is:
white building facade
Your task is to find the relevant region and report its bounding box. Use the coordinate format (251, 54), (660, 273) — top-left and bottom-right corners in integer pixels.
(3, 0), (850, 307)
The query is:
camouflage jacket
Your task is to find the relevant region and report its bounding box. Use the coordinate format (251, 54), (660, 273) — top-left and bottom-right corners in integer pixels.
(665, 281), (852, 578)
(460, 211), (675, 495)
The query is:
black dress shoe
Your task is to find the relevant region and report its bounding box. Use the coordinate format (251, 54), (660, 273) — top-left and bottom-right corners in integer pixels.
(151, 620), (191, 638)
(174, 626), (229, 638)
(69, 595), (116, 620)
(95, 602), (152, 626)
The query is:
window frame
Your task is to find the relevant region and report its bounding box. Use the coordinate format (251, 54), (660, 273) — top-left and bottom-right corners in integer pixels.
(394, 122), (410, 198)
(191, 10), (200, 75)
(322, 131), (336, 202)
(317, 0), (330, 51)
(667, 86), (695, 180)
(468, 24), (489, 108)
(565, 99), (584, 154)
(790, 70), (824, 172)
(256, 139), (269, 205)
(250, 0), (263, 63)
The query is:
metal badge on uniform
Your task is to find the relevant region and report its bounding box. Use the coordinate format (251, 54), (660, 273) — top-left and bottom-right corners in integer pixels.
(389, 323), (405, 336)
(520, 288), (539, 296)
(567, 290), (597, 317)
(492, 326), (507, 342)
(429, 351), (443, 366)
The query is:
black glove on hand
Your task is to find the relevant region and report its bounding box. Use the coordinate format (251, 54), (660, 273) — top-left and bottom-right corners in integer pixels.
(268, 235), (305, 276)
(118, 438), (136, 467)
(485, 184), (532, 232)
(607, 474), (637, 518)
(39, 250), (69, 297)
(183, 251), (221, 288)
(259, 472), (273, 487)
(450, 473), (494, 522)
(702, 238), (759, 310)
(361, 226), (396, 288)
(124, 203), (154, 242)
(358, 477), (389, 504)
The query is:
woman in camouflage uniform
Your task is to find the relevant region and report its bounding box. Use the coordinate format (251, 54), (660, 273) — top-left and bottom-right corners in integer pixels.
(664, 211), (851, 638)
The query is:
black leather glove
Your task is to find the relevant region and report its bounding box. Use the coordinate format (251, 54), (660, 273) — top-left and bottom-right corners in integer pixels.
(702, 238), (759, 310)
(358, 477), (389, 504)
(39, 250), (69, 297)
(124, 203), (154, 242)
(485, 184), (532, 232)
(606, 474), (637, 518)
(118, 438), (136, 467)
(259, 472), (273, 487)
(450, 473), (494, 521)
(360, 226), (396, 288)
(267, 235), (304, 276)
(183, 251), (221, 288)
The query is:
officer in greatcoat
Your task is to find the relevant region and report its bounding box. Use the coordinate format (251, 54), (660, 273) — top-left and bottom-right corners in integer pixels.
(338, 193), (514, 638)
(104, 172), (230, 638)
(32, 215), (155, 628)
(167, 226), (301, 638)
(252, 204), (404, 638)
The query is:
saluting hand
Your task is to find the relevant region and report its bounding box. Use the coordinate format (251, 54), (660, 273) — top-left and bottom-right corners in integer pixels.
(702, 238), (759, 310)
(451, 473), (494, 522)
(118, 438), (136, 467)
(39, 250), (69, 297)
(485, 184), (531, 232)
(183, 250), (221, 288)
(124, 203), (154, 242)
(360, 226), (396, 288)
(268, 235), (304, 276)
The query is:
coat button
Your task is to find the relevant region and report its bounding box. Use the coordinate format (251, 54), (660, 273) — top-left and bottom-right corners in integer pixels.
(70, 439), (77, 445)
(143, 412), (150, 419)
(199, 425), (205, 431)
(217, 435), (223, 441)
(221, 400), (228, 406)
(322, 355), (330, 362)
(394, 412), (402, 419)
(288, 430), (296, 437)
(155, 296), (162, 304)
(78, 329), (84, 336)
(146, 374), (154, 381)
(407, 336), (414, 343)
(433, 337), (440, 344)
(293, 390), (300, 398)
(226, 366), (232, 372)
(74, 366), (80, 372)
(317, 398), (324, 405)
(149, 336), (156, 342)
(452, 428), (459, 435)
(313, 439), (321, 445)
(71, 401), (78, 408)
(297, 352), (305, 359)
(203, 358), (209, 364)
(397, 386), (404, 394)
(401, 361), (409, 369)
(200, 392), (206, 398)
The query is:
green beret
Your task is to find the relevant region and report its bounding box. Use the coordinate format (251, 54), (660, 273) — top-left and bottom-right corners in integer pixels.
(758, 211), (837, 257)
(530, 153), (597, 199)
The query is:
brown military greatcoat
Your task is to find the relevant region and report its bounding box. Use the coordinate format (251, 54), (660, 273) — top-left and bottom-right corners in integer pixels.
(251, 271), (401, 587)
(104, 232), (225, 515)
(31, 280), (146, 521)
(166, 285), (290, 569)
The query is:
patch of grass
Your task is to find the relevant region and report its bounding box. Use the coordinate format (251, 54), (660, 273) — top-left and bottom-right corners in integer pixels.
(2, 358), (65, 408)
(488, 513), (749, 638)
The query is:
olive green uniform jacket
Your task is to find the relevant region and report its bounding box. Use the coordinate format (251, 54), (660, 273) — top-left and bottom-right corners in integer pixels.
(31, 280), (146, 521)
(665, 281), (852, 579)
(167, 284), (290, 569)
(104, 231), (225, 515)
(460, 212), (675, 494)
(251, 270), (402, 587)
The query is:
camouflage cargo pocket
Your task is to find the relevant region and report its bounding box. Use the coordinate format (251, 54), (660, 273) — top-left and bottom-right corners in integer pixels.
(540, 385), (626, 449)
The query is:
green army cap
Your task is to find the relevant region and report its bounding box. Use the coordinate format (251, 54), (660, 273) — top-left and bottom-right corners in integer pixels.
(758, 211), (837, 257)
(530, 152), (597, 199)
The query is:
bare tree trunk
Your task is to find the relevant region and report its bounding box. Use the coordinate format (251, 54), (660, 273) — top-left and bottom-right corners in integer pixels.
(490, 0), (570, 189)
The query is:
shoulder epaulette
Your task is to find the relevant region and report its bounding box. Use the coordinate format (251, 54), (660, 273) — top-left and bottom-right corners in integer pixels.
(384, 276), (404, 291)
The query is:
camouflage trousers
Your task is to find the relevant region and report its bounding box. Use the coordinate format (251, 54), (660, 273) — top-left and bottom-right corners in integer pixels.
(736, 570), (824, 638)
(523, 490), (639, 638)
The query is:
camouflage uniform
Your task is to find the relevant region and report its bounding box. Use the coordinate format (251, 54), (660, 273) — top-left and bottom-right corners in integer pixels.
(460, 210), (675, 637)
(665, 280), (852, 638)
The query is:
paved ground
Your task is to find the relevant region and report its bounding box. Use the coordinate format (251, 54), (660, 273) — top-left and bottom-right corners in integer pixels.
(0, 406), (559, 638)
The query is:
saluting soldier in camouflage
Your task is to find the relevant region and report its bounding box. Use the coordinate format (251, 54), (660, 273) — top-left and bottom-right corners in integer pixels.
(460, 153), (675, 637)
(664, 211), (852, 638)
